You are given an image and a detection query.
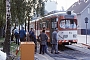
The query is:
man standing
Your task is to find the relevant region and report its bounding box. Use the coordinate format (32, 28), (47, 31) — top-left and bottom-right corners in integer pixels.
(39, 30), (48, 54)
(14, 28), (19, 45)
(29, 28), (37, 52)
(51, 28), (59, 54)
(19, 27), (26, 42)
(29, 28), (34, 41)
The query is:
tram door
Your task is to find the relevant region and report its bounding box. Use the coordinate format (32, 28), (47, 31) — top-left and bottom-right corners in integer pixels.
(50, 17), (58, 43)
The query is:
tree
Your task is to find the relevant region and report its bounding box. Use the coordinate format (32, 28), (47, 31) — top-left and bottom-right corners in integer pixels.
(25, 0), (46, 31)
(3, 0), (11, 55)
(2, 0), (46, 56)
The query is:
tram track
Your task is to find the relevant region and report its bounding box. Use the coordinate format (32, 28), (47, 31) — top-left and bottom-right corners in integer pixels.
(36, 42), (90, 60)
(47, 45), (78, 60)
(58, 46), (79, 60)
(47, 45), (90, 60)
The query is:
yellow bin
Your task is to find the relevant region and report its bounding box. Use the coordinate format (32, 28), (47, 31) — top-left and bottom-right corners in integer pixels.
(20, 42), (35, 60)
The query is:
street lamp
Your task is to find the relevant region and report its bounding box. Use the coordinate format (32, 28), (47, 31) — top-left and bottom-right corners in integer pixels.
(85, 17), (88, 44)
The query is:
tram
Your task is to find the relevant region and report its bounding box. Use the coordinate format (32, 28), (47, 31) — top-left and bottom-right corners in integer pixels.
(30, 11), (78, 45)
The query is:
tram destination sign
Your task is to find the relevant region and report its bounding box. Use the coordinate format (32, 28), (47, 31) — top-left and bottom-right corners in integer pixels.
(65, 15), (74, 19)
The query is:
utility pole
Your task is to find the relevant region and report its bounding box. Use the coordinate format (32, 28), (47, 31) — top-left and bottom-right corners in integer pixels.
(3, 0), (11, 56)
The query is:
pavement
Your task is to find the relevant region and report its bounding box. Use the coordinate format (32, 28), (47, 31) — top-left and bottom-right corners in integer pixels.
(0, 44), (90, 60)
(35, 43), (90, 60)
(1, 35), (90, 60)
(34, 53), (54, 60)
(34, 42), (54, 60)
(35, 35), (90, 60)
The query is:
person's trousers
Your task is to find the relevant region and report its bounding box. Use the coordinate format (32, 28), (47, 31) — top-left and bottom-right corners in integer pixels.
(16, 38), (19, 45)
(51, 44), (58, 53)
(39, 45), (46, 54)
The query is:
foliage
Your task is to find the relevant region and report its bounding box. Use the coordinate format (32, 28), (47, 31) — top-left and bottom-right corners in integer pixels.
(10, 0), (45, 27)
(0, 0), (45, 27)
(11, 0), (26, 26)
(0, 0), (6, 27)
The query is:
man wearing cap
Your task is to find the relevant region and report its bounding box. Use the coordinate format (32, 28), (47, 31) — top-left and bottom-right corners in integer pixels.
(51, 28), (59, 54)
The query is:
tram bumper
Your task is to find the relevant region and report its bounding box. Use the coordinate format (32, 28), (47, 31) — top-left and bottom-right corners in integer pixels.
(58, 40), (77, 45)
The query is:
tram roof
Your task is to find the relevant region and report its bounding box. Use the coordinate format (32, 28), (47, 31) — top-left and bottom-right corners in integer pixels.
(31, 11), (77, 22)
(48, 11), (76, 16)
(30, 17), (43, 22)
(42, 11), (77, 18)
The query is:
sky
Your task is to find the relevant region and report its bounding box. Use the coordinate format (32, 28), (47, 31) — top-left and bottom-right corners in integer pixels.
(56, 0), (78, 10)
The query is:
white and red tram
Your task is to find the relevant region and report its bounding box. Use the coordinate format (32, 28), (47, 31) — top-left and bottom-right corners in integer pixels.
(30, 11), (78, 45)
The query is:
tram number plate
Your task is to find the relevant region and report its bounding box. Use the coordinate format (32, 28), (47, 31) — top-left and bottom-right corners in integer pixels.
(63, 35), (68, 38)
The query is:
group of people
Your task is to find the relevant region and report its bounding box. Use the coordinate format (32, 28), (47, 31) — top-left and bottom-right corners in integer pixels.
(11, 26), (59, 54)
(12, 27), (37, 52)
(12, 27), (26, 45)
(38, 28), (59, 54)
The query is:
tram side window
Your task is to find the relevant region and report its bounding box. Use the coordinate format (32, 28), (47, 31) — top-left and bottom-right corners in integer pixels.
(51, 18), (58, 28)
(42, 22), (46, 28)
(52, 22), (57, 28)
(40, 23), (42, 29)
(46, 21), (49, 28)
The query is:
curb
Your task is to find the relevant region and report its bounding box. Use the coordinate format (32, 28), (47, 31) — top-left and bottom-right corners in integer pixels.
(81, 43), (90, 49)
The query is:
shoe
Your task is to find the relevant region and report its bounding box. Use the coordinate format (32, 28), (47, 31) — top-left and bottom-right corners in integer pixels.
(55, 52), (59, 54)
(39, 53), (41, 54)
(51, 52), (53, 53)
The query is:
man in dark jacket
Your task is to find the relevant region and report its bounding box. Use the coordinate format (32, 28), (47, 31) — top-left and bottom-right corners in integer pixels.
(51, 28), (59, 54)
(31, 31), (37, 52)
(39, 30), (48, 54)
(29, 28), (34, 41)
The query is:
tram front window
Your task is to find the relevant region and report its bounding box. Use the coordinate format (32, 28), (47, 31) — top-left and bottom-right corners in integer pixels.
(60, 19), (76, 29)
